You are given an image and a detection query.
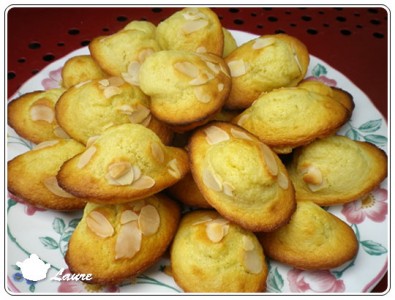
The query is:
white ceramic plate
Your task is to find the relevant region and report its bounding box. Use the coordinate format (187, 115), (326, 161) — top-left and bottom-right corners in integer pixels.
(6, 30), (388, 294)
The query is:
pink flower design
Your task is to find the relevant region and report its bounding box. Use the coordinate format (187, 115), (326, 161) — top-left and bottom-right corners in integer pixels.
(8, 192), (46, 216)
(341, 188), (388, 224)
(304, 75), (337, 87)
(58, 269), (120, 293)
(288, 269), (345, 293)
(41, 67), (63, 90)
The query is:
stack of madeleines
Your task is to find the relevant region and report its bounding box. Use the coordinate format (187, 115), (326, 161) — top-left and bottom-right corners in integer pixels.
(7, 8), (387, 293)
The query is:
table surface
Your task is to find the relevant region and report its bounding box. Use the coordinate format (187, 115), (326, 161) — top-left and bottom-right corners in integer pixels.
(6, 6), (388, 293)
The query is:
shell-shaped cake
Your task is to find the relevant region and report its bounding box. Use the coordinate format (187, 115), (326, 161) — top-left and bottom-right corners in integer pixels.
(171, 210), (268, 292)
(57, 123), (189, 204)
(66, 194), (180, 285)
(188, 121), (295, 232)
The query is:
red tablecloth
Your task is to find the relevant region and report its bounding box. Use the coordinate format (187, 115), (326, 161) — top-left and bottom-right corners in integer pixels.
(6, 6), (388, 293)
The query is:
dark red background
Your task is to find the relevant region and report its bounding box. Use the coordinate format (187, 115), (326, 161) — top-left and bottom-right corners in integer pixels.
(6, 6), (388, 293)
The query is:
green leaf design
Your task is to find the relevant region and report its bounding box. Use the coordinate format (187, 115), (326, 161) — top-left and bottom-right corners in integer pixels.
(61, 231), (73, 242)
(363, 134), (387, 147)
(39, 236), (59, 249)
(358, 119), (382, 133)
(351, 224), (360, 241)
(68, 218), (81, 229)
(267, 267), (284, 293)
(345, 128), (362, 141)
(7, 198), (17, 212)
(52, 218), (66, 235)
(29, 284), (35, 293)
(361, 240), (387, 256)
(312, 64), (327, 77)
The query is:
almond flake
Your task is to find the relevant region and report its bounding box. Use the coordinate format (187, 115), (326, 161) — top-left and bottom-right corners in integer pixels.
(202, 168), (223, 192)
(103, 86), (122, 99)
(192, 215), (213, 226)
(205, 222), (226, 243)
(237, 113), (250, 126)
(222, 182), (234, 197)
(243, 249), (263, 274)
(132, 165), (142, 181)
(141, 114), (152, 127)
(242, 235), (255, 251)
(98, 79), (110, 87)
(138, 48), (154, 63)
(227, 60), (246, 78)
(151, 142), (165, 163)
(194, 86), (211, 103)
(86, 135), (100, 147)
(53, 126), (70, 139)
(217, 83), (224, 92)
(138, 205), (160, 236)
(107, 161), (132, 179)
(75, 80), (91, 88)
(174, 61), (199, 78)
(34, 140), (60, 150)
(302, 165), (323, 186)
(277, 171), (289, 190)
(182, 10), (207, 21)
(30, 104), (55, 123)
(86, 210), (114, 238)
(205, 61), (220, 75)
(102, 122), (114, 131)
(43, 176), (74, 198)
(115, 221), (141, 259)
(292, 46), (303, 73)
(259, 143), (279, 176)
(108, 76), (125, 87)
(77, 146), (96, 169)
(189, 71), (214, 86)
(122, 61), (140, 86)
(167, 159), (181, 178)
(230, 128), (253, 141)
(252, 37), (276, 50)
(128, 105), (150, 124)
(196, 46), (207, 53)
(131, 199), (146, 212)
(131, 175), (155, 190)
(204, 126), (230, 145)
(120, 210), (139, 224)
(116, 104), (135, 115)
(219, 63), (230, 77)
(182, 19), (209, 34)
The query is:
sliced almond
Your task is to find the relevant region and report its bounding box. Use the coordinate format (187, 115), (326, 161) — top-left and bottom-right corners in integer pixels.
(115, 221), (141, 259)
(132, 165), (142, 181)
(102, 122), (114, 131)
(86, 210), (114, 238)
(174, 61), (199, 78)
(43, 176), (74, 198)
(243, 249), (263, 274)
(242, 235), (255, 251)
(138, 204), (160, 236)
(131, 199), (146, 212)
(217, 83), (224, 92)
(53, 126), (70, 139)
(259, 143), (279, 176)
(292, 46), (303, 73)
(75, 80), (91, 88)
(237, 113), (251, 126)
(103, 86), (122, 99)
(122, 61), (140, 86)
(30, 104), (55, 123)
(182, 9), (207, 21)
(107, 161), (132, 179)
(252, 37), (276, 50)
(192, 215), (213, 226)
(222, 182), (234, 197)
(77, 146), (96, 169)
(108, 76), (125, 87)
(167, 159), (181, 178)
(120, 210), (139, 224)
(128, 105), (150, 124)
(227, 60), (246, 77)
(116, 104), (134, 115)
(86, 135), (100, 147)
(130, 175), (155, 190)
(230, 128), (253, 141)
(138, 48), (154, 63)
(141, 114), (152, 127)
(194, 86), (211, 103)
(189, 71), (214, 86)
(205, 222), (226, 243)
(205, 61), (220, 75)
(301, 165), (323, 186)
(196, 46), (207, 53)
(202, 168), (222, 192)
(277, 171), (289, 190)
(151, 142), (165, 163)
(33, 140), (59, 150)
(204, 126), (230, 145)
(98, 79), (110, 87)
(182, 19), (209, 34)
(219, 63), (230, 77)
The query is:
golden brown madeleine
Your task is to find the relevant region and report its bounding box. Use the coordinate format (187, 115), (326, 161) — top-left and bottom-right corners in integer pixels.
(189, 121), (295, 232)
(89, 21), (160, 79)
(287, 135), (388, 205)
(156, 7), (224, 56)
(224, 34), (309, 110)
(171, 210), (268, 292)
(8, 88), (69, 144)
(57, 124), (189, 204)
(166, 172), (211, 208)
(66, 194), (180, 285)
(55, 77), (172, 145)
(61, 55), (108, 89)
(139, 50), (231, 132)
(258, 201), (359, 270)
(233, 80), (354, 154)
(7, 139), (86, 210)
